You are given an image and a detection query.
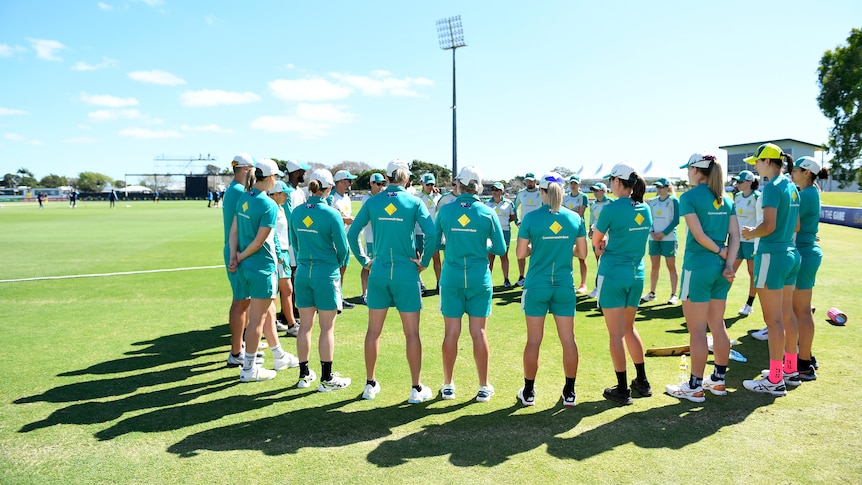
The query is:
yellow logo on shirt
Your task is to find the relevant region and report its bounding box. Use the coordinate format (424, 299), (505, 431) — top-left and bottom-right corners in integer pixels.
(635, 213), (645, 225)
(550, 221), (562, 234)
(458, 214), (471, 227)
(738, 208), (743, 215)
(792, 191), (798, 202)
(303, 216), (313, 227)
(656, 210), (663, 216)
(713, 199), (721, 210)
(242, 202), (249, 212)
(385, 203), (397, 215)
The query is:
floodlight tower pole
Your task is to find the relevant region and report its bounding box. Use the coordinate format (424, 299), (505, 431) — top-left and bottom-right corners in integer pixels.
(437, 15), (466, 179)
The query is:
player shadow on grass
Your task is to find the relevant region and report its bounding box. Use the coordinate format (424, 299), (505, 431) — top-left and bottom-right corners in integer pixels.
(18, 371), (236, 433)
(166, 397), (472, 457)
(366, 400), (612, 468)
(492, 287), (522, 306)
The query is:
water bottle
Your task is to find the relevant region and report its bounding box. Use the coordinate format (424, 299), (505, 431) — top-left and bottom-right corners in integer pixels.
(678, 354), (689, 385)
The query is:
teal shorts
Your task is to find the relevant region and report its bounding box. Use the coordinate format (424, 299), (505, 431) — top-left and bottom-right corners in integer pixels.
(754, 249), (801, 290)
(796, 245), (822, 291)
(680, 264), (730, 303)
(596, 275), (644, 309)
(503, 230), (512, 250)
(648, 240), (677, 257)
(224, 246), (247, 300)
(737, 241), (756, 261)
(341, 246), (351, 267)
(367, 278), (422, 312)
(521, 286), (576, 317)
(294, 276), (342, 311)
(440, 285), (493, 318)
(237, 268), (278, 300)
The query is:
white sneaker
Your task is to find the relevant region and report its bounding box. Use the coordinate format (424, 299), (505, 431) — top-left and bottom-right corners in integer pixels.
(240, 366), (277, 383)
(362, 381), (381, 400)
(318, 373), (352, 392)
(227, 351), (263, 367)
(275, 321), (289, 332)
(738, 304), (753, 316)
(515, 277), (525, 287)
(665, 383), (706, 403)
(408, 384), (432, 403)
(640, 292), (656, 303)
(743, 377), (787, 396)
(476, 384), (495, 403)
(750, 327), (769, 341)
(760, 369), (802, 387)
(297, 369), (317, 388)
(561, 388), (577, 407)
(667, 295), (679, 305)
(703, 375), (728, 396)
(587, 288), (598, 299)
(273, 352), (300, 371)
(440, 383), (456, 400)
(576, 284), (588, 295)
(517, 387), (535, 406)
(284, 323), (299, 337)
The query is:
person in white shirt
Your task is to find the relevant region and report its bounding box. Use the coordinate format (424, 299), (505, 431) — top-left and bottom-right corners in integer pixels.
(359, 173), (387, 305)
(586, 182), (614, 298)
(332, 169), (357, 309)
(486, 182), (516, 287)
(563, 175), (590, 293)
(513, 173), (542, 286)
(731, 170), (762, 317)
(415, 173), (442, 293)
(641, 178), (680, 305)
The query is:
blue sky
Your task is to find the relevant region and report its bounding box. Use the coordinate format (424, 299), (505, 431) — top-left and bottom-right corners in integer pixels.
(1, 1), (860, 184)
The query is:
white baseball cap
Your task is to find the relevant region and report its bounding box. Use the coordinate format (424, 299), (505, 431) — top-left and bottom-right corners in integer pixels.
(603, 163), (638, 181)
(455, 166), (482, 190)
(267, 181), (289, 195)
(285, 159), (311, 173)
(537, 172), (565, 189)
(231, 153), (255, 167)
(309, 169), (334, 188)
(256, 158), (283, 177)
(795, 156), (822, 173)
(386, 159), (411, 176)
(680, 153), (717, 169)
(333, 169), (357, 181)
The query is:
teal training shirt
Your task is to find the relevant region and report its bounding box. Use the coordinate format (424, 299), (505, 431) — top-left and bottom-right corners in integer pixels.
(435, 193), (507, 288)
(796, 185), (820, 248)
(222, 180), (246, 245)
(595, 197), (652, 279)
(289, 195), (348, 280)
(347, 185), (436, 280)
(759, 175), (800, 254)
(519, 205), (586, 289)
(236, 188), (278, 275)
(679, 183), (733, 268)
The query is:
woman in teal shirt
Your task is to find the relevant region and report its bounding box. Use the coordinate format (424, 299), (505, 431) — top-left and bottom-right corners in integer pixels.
(435, 166), (507, 403)
(665, 153), (738, 403)
(289, 169), (352, 392)
(790, 156), (827, 382)
(592, 163), (652, 405)
(516, 172), (587, 407)
(741, 143), (801, 397)
(229, 158), (299, 382)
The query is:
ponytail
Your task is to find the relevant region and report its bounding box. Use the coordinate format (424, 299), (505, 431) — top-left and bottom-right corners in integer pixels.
(244, 169), (259, 191)
(308, 180), (322, 195)
(696, 160), (725, 201)
(750, 178), (760, 190)
(620, 174), (646, 203)
(782, 153), (794, 175)
(542, 183), (564, 212)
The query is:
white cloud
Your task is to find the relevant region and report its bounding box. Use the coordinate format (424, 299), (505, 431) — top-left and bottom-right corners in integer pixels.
(4, 133), (25, 141)
(88, 109), (145, 121)
(97, 2), (112, 11)
(269, 78), (352, 102)
(204, 14), (220, 26)
(72, 57), (118, 71)
(283, 63), (295, 69)
(128, 69), (186, 85)
(329, 72), (434, 97)
(296, 103), (354, 123)
(28, 140), (44, 145)
(64, 136), (97, 143)
(0, 44), (28, 57)
(250, 116), (331, 139)
(27, 38), (67, 61)
(0, 107), (28, 116)
(80, 93), (139, 107)
(136, 0), (164, 6)
(119, 127), (181, 139)
(180, 89), (261, 107)
(181, 124), (236, 134)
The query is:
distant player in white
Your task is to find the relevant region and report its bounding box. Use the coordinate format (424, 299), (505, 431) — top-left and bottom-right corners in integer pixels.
(332, 169), (357, 309)
(513, 172), (542, 286)
(563, 175), (590, 293)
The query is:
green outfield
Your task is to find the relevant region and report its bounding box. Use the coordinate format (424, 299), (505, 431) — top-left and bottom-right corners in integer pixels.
(1, 199), (860, 484)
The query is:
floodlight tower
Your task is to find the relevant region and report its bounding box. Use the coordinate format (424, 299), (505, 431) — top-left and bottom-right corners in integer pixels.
(437, 15), (466, 178)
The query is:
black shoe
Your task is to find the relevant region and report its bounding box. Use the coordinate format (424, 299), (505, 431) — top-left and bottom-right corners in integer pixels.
(420, 283), (427, 296)
(341, 300), (355, 309)
(810, 355), (819, 370)
(603, 385), (633, 405)
(630, 378), (653, 397)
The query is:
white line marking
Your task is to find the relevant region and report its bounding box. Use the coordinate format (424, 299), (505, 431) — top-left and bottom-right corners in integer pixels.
(0, 265), (223, 283)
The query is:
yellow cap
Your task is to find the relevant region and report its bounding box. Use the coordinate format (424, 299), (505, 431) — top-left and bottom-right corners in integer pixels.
(744, 143), (783, 165)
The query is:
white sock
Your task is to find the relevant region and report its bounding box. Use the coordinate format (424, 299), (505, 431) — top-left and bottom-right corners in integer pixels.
(270, 345), (285, 360)
(243, 352), (256, 371)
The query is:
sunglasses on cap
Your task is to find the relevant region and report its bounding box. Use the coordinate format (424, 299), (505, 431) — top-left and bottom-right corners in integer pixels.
(492, 187), (502, 191)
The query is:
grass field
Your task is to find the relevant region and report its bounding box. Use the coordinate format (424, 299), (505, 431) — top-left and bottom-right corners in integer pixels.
(1, 199), (861, 484)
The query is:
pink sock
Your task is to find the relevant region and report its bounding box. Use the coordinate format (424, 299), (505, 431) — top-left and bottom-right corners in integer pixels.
(784, 352), (798, 374)
(768, 360), (783, 384)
